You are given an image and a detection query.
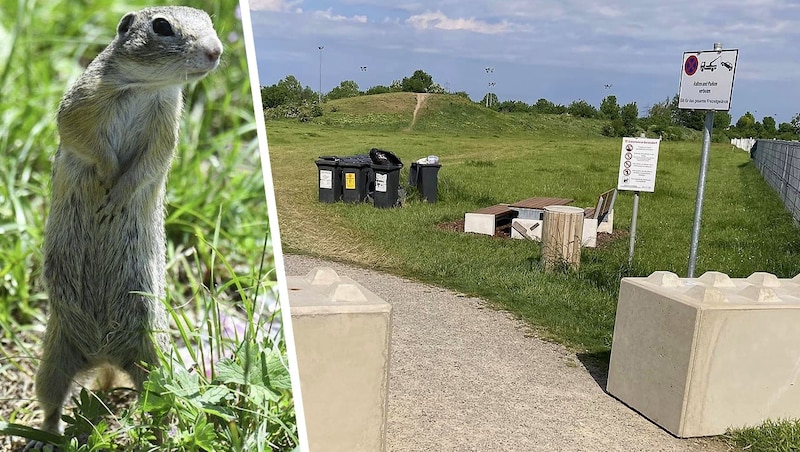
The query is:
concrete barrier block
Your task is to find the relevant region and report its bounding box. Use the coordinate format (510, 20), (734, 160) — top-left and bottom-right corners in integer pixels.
(607, 271), (800, 437)
(288, 267), (392, 452)
(582, 218), (597, 248)
(464, 212), (496, 235)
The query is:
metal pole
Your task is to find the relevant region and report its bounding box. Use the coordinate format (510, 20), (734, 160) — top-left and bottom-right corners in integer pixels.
(687, 110), (715, 277)
(686, 41), (722, 277)
(318, 46), (324, 103)
(485, 67), (493, 108)
(628, 191), (640, 265)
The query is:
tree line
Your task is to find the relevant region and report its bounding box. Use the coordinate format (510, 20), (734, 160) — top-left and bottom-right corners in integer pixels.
(261, 69), (800, 141)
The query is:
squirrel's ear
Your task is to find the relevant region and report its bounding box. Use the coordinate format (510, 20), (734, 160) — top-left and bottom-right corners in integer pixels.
(117, 13), (136, 35)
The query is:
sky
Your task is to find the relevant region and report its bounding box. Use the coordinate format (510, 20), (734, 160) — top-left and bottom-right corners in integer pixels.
(248, 0), (800, 124)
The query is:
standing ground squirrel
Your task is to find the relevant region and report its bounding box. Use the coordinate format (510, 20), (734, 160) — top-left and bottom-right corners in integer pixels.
(30, 5), (222, 443)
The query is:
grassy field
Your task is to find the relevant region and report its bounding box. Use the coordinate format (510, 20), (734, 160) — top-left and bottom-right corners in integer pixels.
(267, 92), (800, 448)
(266, 92), (800, 353)
(0, 0), (295, 449)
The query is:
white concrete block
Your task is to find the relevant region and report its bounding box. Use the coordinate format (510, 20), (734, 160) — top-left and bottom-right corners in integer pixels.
(288, 268), (392, 452)
(582, 218), (597, 248)
(607, 271), (800, 437)
(464, 212), (496, 235)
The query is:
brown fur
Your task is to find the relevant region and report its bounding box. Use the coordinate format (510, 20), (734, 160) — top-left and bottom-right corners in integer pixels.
(30, 6), (222, 443)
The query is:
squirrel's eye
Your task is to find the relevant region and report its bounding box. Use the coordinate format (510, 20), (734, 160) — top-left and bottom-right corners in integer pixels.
(152, 17), (174, 36)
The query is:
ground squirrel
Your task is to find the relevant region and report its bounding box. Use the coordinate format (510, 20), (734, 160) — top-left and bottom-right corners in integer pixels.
(30, 5), (222, 443)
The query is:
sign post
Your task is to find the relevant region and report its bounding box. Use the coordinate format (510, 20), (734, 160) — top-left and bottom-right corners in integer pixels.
(617, 136), (661, 265)
(678, 43), (738, 277)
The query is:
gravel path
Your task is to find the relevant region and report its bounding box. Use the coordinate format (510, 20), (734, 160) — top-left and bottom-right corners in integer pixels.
(283, 255), (727, 452)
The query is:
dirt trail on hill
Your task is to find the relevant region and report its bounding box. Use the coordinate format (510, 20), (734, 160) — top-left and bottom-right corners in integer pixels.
(408, 93), (429, 130)
(283, 255), (727, 452)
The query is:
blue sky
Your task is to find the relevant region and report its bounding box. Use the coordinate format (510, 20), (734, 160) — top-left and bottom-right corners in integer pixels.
(248, 0), (800, 124)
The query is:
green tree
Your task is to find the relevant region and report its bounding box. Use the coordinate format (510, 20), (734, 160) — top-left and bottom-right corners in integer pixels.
(713, 111), (732, 130)
(777, 122), (799, 140)
(480, 93), (499, 108)
(326, 80), (360, 100)
(599, 95), (620, 120)
(260, 75), (316, 108)
(671, 94), (705, 130)
(400, 69), (434, 93)
(496, 100), (530, 113)
(567, 99), (598, 118)
(260, 85), (283, 109)
(620, 102), (639, 136)
(365, 85), (393, 95)
(646, 97), (674, 126)
(736, 111), (756, 129)
(790, 113), (800, 134)
(530, 98), (567, 114)
(427, 83), (446, 94)
(762, 116), (776, 137)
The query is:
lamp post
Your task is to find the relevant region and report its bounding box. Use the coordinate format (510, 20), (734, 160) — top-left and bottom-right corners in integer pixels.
(485, 67), (495, 108)
(318, 45), (324, 103)
(359, 66), (367, 94)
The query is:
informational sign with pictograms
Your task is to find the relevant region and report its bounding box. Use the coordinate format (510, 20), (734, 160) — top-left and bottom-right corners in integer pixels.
(617, 137), (660, 192)
(678, 49), (738, 110)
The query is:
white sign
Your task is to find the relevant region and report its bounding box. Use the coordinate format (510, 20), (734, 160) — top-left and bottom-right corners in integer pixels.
(617, 137), (660, 192)
(678, 49), (738, 111)
(319, 169), (333, 189)
(375, 173), (387, 193)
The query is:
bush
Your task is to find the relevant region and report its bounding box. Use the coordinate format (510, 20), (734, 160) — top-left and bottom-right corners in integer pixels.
(567, 100), (598, 118)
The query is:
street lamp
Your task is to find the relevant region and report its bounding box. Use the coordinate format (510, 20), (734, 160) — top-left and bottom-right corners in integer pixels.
(318, 45), (324, 103)
(485, 67), (495, 108)
(359, 66), (368, 93)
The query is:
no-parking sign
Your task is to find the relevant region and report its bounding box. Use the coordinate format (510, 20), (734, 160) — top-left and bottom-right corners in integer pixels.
(678, 49), (738, 110)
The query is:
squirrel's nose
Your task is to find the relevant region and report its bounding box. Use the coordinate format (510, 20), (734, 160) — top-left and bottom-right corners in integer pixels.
(201, 36), (223, 64)
(206, 46), (221, 63)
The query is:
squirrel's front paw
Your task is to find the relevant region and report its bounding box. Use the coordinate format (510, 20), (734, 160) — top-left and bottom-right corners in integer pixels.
(95, 190), (125, 225)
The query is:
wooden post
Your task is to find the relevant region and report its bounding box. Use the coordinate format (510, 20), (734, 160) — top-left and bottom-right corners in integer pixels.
(541, 205), (584, 271)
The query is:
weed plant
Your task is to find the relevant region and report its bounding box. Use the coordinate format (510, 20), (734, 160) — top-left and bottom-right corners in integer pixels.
(0, 0), (296, 450)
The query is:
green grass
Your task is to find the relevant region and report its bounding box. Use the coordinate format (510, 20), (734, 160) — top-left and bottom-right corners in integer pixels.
(266, 93), (800, 352)
(268, 92), (800, 450)
(726, 419), (800, 452)
(0, 0), (296, 449)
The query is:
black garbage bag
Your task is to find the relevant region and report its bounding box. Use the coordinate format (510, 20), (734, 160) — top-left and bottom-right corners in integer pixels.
(369, 148), (403, 166)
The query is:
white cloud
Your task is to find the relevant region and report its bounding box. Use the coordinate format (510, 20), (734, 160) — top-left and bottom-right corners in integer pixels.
(248, 0), (302, 12)
(406, 10), (512, 34)
(313, 8), (368, 23)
